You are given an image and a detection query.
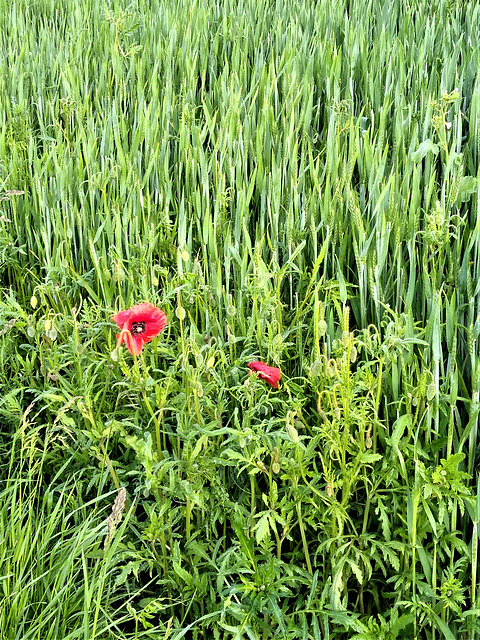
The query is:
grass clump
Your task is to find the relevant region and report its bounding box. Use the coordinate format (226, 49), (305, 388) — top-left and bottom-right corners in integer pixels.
(0, 428), (136, 640)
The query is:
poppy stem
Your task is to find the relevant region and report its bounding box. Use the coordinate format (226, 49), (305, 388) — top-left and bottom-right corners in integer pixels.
(98, 441), (121, 490)
(185, 497), (191, 541)
(127, 346), (164, 461)
(119, 335), (163, 462)
(98, 440), (133, 512)
(296, 500), (313, 574)
(250, 474), (256, 528)
(142, 390), (163, 461)
(79, 399), (128, 508)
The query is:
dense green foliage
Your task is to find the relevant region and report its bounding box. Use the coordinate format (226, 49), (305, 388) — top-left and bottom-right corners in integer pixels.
(1, 0), (480, 637)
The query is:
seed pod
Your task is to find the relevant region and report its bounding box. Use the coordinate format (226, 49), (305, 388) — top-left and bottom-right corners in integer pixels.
(175, 306), (186, 320)
(256, 460), (268, 473)
(427, 383), (436, 402)
(318, 319), (327, 337)
(286, 423), (299, 444)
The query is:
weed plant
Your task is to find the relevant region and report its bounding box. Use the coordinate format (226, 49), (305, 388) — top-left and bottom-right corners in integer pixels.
(1, 0), (480, 637)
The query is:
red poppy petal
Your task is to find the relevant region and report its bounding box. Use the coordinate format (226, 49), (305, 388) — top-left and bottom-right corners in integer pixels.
(127, 303), (167, 340)
(128, 302), (160, 320)
(130, 334), (145, 356)
(258, 371), (279, 388)
(112, 303), (167, 348)
(265, 369), (281, 388)
(117, 331), (145, 356)
(112, 309), (131, 328)
(247, 361), (282, 388)
(113, 303), (167, 357)
(142, 312), (167, 341)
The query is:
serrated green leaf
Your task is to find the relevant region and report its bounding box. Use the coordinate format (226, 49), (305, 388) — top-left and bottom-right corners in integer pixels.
(359, 452), (382, 465)
(253, 513), (270, 544)
(222, 449), (246, 461)
(346, 557), (363, 585)
(173, 562), (194, 587)
(374, 496), (392, 542)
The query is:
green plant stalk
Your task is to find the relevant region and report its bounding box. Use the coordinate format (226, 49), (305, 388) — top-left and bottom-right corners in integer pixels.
(473, 522), (478, 627)
(185, 496), (192, 541)
(450, 504), (457, 574)
(432, 539), (437, 639)
(411, 487), (420, 637)
(374, 358), (383, 452)
(142, 389), (164, 462)
(314, 289), (321, 361)
(193, 385), (203, 426)
(129, 349), (165, 463)
(98, 440), (121, 491)
(254, 290), (262, 351)
(250, 474), (256, 529)
(152, 489), (169, 576)
(78, 400), (122, 494)
(296, 500), (313, 574)
(266, 467), (283, 560)
(71, 309), (84, 385)
(274, 523), (282, 560)
(361, 491), (372, 535)
(90, 556), (108, 640)
(162, 408), (168, 454)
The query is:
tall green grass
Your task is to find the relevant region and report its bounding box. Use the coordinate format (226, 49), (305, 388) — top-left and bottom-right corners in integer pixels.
(1, 0), (480, 637)
(0, 424), (136, 640)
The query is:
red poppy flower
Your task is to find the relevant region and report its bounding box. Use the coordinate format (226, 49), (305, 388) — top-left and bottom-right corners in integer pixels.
(112, 303), (167, 356)
(248, 361), (282, 389)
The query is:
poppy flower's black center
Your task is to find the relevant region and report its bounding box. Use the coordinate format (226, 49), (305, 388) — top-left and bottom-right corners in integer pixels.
(131, 321), (146, 335)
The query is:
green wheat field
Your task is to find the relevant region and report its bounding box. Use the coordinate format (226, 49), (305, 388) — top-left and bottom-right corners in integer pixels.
(1, 0), (480, 638)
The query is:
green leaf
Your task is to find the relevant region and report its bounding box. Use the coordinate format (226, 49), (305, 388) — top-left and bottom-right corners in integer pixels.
(222, 449), (246, 461)
(359, 452), (382, 465)
(374, 496), (392, 542)
(429, 610), (457, 640)
(266, 594), (287, 633)
(456, 175), (478, 204)
(346, 558), (363, 585)
(253, 513), (270, 544)
(173, 562), (194, 587)
(410, 139), (439, 161)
